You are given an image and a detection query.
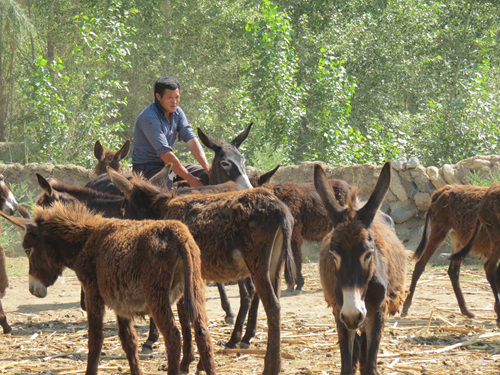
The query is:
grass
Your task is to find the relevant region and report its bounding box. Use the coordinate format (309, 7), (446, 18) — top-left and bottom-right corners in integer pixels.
(467, 169), (500, 186)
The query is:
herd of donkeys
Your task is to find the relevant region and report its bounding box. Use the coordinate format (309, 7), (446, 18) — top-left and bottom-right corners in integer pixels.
(0, 123), (498, 375)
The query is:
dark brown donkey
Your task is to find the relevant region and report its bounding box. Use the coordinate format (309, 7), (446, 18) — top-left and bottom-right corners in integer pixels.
(0, 173), (22, 335)
(315, 162), (406, 375)
(449, 181), (500, 326)
(401, 184), (490, 319)
(108, 167), (295, 375)
(0, 202), (216, 375)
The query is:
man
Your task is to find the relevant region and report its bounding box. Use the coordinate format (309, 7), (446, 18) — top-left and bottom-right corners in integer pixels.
(132, 76), (211, 188)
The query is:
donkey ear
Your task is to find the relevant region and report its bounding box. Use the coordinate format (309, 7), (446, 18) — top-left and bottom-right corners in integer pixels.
(197, 127), (221, 152)
(149, 164), (172, 188)
(94, 140), (104, 161)
(115, 139), (131, 161)
(257, 164), (280, 186)
(230, 122), (252, 148)
(36, 173), (53, 195)
(107, 167), (134, 200)
(357, 161), (392, 227)
(0, 210), (34, 232)
(314, 164), (345, 226)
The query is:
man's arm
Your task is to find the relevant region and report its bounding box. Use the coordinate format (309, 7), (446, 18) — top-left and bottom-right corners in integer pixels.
(160, 151), (204, 187)
(186, 138), (211, 175)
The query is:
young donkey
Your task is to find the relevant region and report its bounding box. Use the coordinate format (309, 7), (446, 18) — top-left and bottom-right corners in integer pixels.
(401, 184), (490, 319)
(450, 182), (500, 327)
(0, 202), (216, 375)
(315, 162), (406, 375)
(108, 167), (295, 375)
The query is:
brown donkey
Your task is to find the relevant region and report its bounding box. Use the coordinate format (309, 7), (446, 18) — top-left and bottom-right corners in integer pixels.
(108, 167), (295, 375)
(401, 184), (490, 319)
(315, 162), (406, 375)
(450, 181), (500, 326)
(0, 202), (216, 375)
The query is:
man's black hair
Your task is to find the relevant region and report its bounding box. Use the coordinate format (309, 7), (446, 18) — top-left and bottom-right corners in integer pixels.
(154, 76), (181, 96)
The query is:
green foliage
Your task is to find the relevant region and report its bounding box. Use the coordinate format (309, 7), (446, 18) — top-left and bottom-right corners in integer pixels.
(250, 143), (285, 172)
(467, 169), (500, 187)
(15, 1), (136, 167)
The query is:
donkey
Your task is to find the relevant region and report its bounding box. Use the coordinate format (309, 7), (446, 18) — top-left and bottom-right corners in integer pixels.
(315, 162), (407, 375)
(85, 139), (131, 195)
(92, 139), (130, 175)
(0, 201), (216, 375)
(401, 184), (490, 318)
(449, 181), (500, 326)
(108, 167), (295, 375)
(0, 172), (22, 334)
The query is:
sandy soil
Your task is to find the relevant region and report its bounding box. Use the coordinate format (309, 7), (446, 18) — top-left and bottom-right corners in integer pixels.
(0, 257), (499, 375)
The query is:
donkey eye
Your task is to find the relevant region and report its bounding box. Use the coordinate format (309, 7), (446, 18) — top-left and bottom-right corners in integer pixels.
(329, 250), (341, 269)
(363, 251), (374, 265)
(220, 160), (231, 170)
(24, 248), (32, 257)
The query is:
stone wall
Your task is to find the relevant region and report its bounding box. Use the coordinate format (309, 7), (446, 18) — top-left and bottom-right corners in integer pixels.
(1, 154), (499, 251)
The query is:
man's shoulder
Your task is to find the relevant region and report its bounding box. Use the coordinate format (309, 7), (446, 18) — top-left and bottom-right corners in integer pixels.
(137, 102), (160, 123)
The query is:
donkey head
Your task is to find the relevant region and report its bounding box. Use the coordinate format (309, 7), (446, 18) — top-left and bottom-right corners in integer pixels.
(35, 173), (80, 208)
(0, 209), (65, 298)
(197, 123), (253, 189)
(0, 174), (18, 216)
(315, 161), (392, 330)
(93, 139), (130, 175)
(108, 166), (172, 220)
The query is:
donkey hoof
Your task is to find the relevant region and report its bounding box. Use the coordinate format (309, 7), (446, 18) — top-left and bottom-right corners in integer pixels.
(462, 310), (476, 319)
(140, 342), (154, 355)
(237, 342), (250, 349)
(225, 315), (235, 325)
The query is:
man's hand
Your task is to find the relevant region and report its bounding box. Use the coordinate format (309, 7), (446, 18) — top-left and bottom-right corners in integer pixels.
(187, 175), (204, 188)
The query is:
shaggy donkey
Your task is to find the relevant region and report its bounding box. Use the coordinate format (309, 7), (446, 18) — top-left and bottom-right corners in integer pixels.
(315, 162), (406, 375)
(401, 184), (490, 319)
(108, 167), (295, 375)
(450, 181), (500, 326)
(0, 202), (216, 375)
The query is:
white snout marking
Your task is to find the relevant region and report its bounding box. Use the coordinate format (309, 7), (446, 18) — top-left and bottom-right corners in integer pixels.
(340, 287), (367, 329)
(3, 191), (18, 215)
(29, 275), (48, 298)
(236, 174), (253, 190)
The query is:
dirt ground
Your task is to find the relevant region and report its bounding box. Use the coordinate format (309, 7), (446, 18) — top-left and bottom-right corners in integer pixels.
(0, 255), (499, 375)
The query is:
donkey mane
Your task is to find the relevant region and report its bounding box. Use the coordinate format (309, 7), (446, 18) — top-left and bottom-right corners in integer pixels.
(34, 201), (102, 231)
(50, 180), (121, 199)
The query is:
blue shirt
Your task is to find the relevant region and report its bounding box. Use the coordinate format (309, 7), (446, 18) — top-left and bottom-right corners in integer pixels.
(132, 98), (196, 164)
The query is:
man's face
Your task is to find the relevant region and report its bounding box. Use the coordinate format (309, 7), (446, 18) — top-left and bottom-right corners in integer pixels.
(156, 88), (180, 116)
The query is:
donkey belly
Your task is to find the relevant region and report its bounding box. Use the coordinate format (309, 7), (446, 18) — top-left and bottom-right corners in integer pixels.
(202, 248), (250, 283)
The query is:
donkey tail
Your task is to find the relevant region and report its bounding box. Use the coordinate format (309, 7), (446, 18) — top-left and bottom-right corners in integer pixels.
(450, 219), (481, 261)
(180, 233), (197, 324)
(413, 210), (430, 261)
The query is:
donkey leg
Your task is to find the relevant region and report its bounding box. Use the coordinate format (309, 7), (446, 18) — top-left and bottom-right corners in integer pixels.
(402, 232), (448, 317)
(448, 258), (475, 318)
(363, 310), (385, 375)
(252, 275), (281, 375)
(177, 300), (194, 373)
(117, 315), (142, 375)
(141, 317), (160, 354)
(241, 278), (260, 348)
(484, 256), (500, 327)
(192, 303), (217, 375)
(225, 277), (254, 349)
(217, 282), (235, 324)
(80, 287), (86, 311)
(85, 298), (105, 375)
(149, 303), (182, 375)
(292, 236), (304, 292)
(336, 319), (357, 375)
(0, 300), (11, 334)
